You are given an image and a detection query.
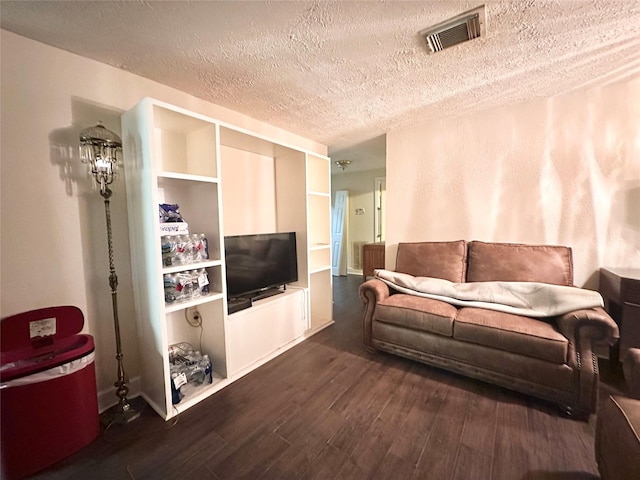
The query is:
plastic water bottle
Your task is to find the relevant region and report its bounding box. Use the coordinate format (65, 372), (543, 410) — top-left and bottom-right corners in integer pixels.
(197, 233), (209, 261)
(177, 271), (194, 300)
(197, 268), (210, 295)
(186, 234), (199, 263)
(161, 236), (177, 266)
(190, 270), (201, 298)
(170, 373), (183, 404)
(175, 235), (189, 265)
(201, 354), (212, 384)
(164, 273), (179, 304)
(190, 234), (202, 262)
(186, 235), (197, 264)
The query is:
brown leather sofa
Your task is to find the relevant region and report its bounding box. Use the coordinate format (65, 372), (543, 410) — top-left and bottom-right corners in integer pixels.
(359, 240), (619, 416)
(595, 348), (640, 479)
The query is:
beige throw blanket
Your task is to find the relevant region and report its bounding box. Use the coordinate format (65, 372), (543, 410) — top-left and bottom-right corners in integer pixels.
(374, 269), (603, 318)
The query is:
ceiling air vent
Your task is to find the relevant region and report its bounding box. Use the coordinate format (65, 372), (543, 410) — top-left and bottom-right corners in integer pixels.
(420, 5), (486, 53)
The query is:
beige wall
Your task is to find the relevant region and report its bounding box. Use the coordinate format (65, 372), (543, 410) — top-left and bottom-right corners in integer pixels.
(387, 77), (640, 288)
(332, 168), (386, 272)
(0, 30), (326, 410)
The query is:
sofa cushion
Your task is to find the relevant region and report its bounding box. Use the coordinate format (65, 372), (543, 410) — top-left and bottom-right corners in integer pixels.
(466, 241), (573, 286)
(454, 307), (568, 364)
(395, 240), (467, 282)
(371, 322), (575, 394)
(376, 294), (456, 337)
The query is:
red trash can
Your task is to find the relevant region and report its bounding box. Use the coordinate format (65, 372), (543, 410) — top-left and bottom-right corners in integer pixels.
(1, 306), (100, 479)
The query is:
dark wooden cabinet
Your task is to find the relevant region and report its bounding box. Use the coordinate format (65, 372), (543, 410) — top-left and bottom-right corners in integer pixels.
(599, 268), (640, 362)
(363, 242), (385, 281)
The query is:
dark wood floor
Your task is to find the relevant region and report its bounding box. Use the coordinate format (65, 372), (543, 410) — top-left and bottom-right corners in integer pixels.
(33, 275), (626, 480)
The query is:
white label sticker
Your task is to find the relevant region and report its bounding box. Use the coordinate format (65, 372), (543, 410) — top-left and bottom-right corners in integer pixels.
(29, 317), (57, 339)
(173, 372), (187, 389)
(198, 273), (209, 288)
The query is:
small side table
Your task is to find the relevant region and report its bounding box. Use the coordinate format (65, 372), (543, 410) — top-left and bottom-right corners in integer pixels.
(362, 242), (385, 282)
(599, 268), (640, 362)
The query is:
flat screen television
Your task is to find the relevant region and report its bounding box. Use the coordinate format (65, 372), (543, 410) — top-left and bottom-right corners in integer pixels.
(224, 232), (298, 300)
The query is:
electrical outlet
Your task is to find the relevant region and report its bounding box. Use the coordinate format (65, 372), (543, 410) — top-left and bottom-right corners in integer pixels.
(185, 307), (201, 326)
(355, 208), (365, 215)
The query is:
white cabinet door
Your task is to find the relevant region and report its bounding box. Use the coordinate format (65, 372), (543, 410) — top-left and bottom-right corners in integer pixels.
(226, 289), (306, 376)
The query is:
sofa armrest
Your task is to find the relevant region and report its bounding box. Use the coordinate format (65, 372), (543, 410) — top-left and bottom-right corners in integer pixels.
(555, 306), (619, 413)
(624, 348), (640, 399)
(359, 279), (391, 348)
(555, 306), (619, 345)
(595, 395), (640, 480)
(359, 278), (391, 303)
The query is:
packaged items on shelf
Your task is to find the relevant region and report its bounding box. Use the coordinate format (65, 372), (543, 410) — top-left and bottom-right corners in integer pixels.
(161, 233), (209, 267)
(163, 269), (210, 304)
(168, 343), (213, 404)
(197, 268), (210, 295)
(159, 203), (189, 235)
(195, 234), (209, 260)
(159, 203), (185, 223)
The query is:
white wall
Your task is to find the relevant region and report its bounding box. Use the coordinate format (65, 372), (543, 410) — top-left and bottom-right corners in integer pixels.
(386, 77), (640, 288)
(332, 168), (386, 272)
(220, 146), (277, 236)
(0, 30), (326, 411)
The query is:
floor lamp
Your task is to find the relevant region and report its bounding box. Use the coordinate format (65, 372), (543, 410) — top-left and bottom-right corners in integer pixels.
(80, 122), (140, 424)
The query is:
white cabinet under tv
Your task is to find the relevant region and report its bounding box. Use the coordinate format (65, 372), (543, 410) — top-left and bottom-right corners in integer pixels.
(227, 289), (307, 377)
(122, 97), (332, 420)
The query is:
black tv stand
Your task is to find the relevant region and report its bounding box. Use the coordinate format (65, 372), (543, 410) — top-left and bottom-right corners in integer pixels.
(250, 287), (284, 302)
(227, 297), (252, 314)
(228, 286), (287, 314)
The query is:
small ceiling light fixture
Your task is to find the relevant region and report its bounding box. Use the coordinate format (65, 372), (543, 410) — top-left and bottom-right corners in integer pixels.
(335, 160), (352, 170)
(420, 4), (486, 53)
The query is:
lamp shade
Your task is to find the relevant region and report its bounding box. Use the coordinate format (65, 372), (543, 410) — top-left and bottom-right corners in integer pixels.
(79, 122), (122, 193)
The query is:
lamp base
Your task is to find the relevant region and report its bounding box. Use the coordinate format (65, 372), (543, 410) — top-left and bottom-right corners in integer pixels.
(100, 400), (141, 426)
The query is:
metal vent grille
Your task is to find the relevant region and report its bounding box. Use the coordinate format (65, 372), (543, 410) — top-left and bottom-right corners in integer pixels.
(352, 241), (366, 270)
(420, 5), (486, 54)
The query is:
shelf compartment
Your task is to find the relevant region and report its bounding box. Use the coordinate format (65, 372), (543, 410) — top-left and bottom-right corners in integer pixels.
(165, 298), (227, 378)
(172, 374), (227, 415)
(164, 292), (225, 313)
(309, 246), (331, 273)
(157, 172), (219, 184)
(309, 269), (332, 330)
(307, 154), (330, 195)
(162, 259), (222, 275)
(308, 191), (331, 198)
(164, 264), (224, 312)
(309, 265), (332, 275)
(220, 125), (299, 158)
(308, 194), (331, 247)
(157, 177), (222, 261)
(309, 243), (330, 250)
(152, 104), (218, 177)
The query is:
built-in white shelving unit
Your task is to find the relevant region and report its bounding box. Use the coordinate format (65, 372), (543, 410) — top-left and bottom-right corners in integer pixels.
(122, 98), (332, 419)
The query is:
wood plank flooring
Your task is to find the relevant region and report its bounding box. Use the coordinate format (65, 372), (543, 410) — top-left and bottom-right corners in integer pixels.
(32, 275), (626, 480)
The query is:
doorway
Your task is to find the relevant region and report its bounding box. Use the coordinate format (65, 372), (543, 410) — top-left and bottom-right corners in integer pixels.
(332, 190), (348, 276)
(374, 177), (386, 243)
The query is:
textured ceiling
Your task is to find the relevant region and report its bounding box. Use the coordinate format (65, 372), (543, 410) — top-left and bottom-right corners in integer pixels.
(2, 0), (640, 172)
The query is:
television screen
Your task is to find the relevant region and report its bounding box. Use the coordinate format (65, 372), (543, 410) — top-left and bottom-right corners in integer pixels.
(224, 232), (298, 299)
